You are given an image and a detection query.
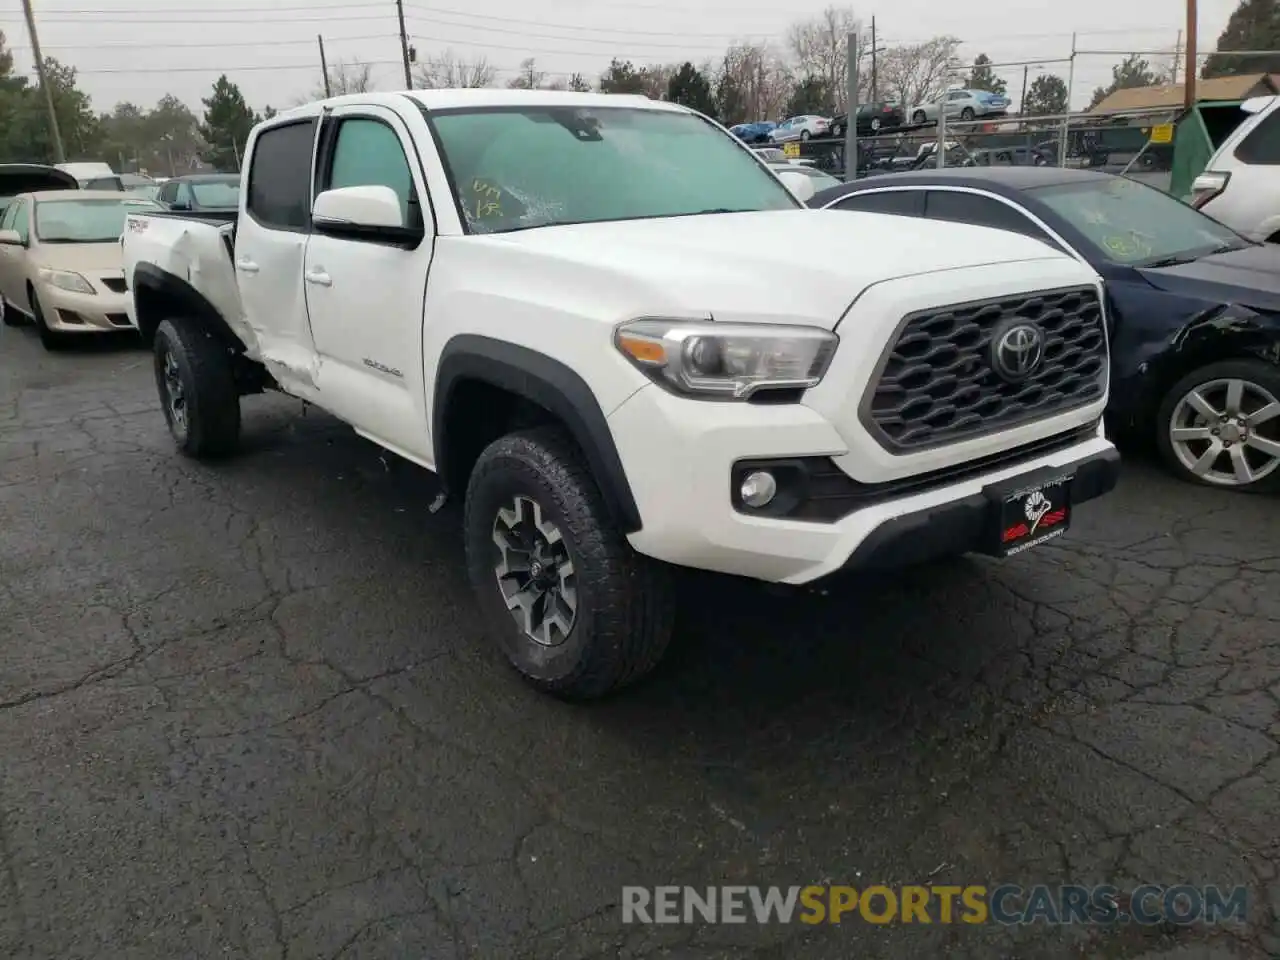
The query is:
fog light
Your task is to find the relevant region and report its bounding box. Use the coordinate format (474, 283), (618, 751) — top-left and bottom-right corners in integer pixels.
(740, 470), (777, 508)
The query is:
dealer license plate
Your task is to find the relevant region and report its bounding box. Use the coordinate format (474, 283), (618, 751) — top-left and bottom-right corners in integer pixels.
(994, 473), (1073, 557)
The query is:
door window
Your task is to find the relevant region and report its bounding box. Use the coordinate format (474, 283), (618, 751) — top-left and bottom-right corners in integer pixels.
(325, 117), (415, 223)
(246, 119), (317, 231)
(924, 190), (1049, 241)
(10, 201), (30, 243)
(174, 183), (192, 208)
(0, 200), (16, 230)
(1234, 106), (1280, 165)
(830, 190), (924, 217)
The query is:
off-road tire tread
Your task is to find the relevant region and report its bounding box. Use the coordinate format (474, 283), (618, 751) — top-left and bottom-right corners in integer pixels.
(155, 316), (241, 459)
(465, 426), (674, 699)
(1155, 358), (1280, 494)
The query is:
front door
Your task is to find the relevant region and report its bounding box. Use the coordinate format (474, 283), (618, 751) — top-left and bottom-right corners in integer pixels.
(0, 200), (31, 310)
(302, 104), (436, 462)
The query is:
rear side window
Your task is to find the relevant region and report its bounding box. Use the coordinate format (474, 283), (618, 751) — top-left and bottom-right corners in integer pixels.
(247, 119), (317, 231)
(830, 190), (923, 217)
(924, 190), (1048, 241)
(1233, 106), (1280, 164)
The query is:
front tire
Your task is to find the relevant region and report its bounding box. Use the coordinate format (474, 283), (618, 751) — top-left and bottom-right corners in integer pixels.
(960, 107), (976, 121)
(800, 129), (811, 141)
(30, 289), (65, 350)
(913, 110), (927, 124)
(1156, 359), (1280, 493)
(0, 297), (22, 327)
(153, 316), (241, 459)
(464, 427), (675, 700)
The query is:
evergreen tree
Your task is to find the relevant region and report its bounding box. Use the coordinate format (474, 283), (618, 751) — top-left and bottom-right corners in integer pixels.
(1022, 74), (1069, 116)
(666, 62), (716, 117)
(198, 75), (258, 172)
(968, 54), (1008, 95)
(1203, 0), (1280, 77)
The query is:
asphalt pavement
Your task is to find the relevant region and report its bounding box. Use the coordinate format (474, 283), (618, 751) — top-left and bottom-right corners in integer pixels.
(1, 324), (1278, 960)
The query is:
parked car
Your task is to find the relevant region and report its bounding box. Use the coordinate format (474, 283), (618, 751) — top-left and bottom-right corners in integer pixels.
(0, 163), (78, 219)
(1191, 94), (1280, 242)
(969, 146), (1052, 167)
(910, 89), (1011, 125)
(155, 174), (241, 214)
(811, 167), (1280, 492)
(750, 146), (816, 168)
(730, 121), (778, 144)
(120, 90), (1117, 698)
(769, 115), (831, 142)
(121, 173), (159, 200)
(0, 190), (162, 348)
(55, 161), (119, 188)
(830, 101), (905, 139)
(764, 160), (842, 191)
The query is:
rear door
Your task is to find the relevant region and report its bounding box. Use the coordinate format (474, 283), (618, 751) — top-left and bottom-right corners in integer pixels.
(302, 103), (436, 461)
(234, 114), (322, 396)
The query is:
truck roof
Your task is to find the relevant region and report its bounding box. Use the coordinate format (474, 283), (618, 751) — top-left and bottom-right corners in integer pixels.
(269, 88), (671, 121)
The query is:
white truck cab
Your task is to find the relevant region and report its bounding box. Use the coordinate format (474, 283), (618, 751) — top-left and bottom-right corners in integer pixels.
(121, 89), (1120, 698)
(1192, 95), (1280, 241)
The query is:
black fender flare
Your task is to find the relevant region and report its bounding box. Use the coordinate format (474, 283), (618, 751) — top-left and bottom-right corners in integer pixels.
(433, 335), (643, 534)
(130, 262), (244, 350)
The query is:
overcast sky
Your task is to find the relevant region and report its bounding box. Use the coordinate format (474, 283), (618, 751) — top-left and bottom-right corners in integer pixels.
(1, 0), (1243, 115)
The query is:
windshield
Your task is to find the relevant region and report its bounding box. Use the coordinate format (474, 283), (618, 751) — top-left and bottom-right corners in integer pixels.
(426, 105), (798, 234)
(35, 197), (160, 242)
(191, 179), (240, 208)
(1030, 176), (1245, 264)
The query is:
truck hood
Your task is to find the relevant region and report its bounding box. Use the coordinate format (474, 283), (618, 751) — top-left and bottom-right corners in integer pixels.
(489, 210), (1071, 326)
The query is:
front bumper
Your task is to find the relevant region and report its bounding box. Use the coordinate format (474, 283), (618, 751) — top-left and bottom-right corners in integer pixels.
(35, 281), (132, 333)
(608, 384), (1119, 585)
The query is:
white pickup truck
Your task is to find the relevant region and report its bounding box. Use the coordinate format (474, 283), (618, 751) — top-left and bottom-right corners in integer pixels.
(121, 89), (1120, 699)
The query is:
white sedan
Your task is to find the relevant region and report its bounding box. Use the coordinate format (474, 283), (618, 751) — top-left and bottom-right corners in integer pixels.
(768, 116), (831, 143)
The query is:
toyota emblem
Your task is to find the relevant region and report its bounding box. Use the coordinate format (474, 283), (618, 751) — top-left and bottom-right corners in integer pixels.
(991, 322), (1045, 382)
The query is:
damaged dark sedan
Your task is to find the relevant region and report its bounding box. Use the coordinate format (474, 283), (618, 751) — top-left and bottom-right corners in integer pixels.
(810, 168), (1280, 493)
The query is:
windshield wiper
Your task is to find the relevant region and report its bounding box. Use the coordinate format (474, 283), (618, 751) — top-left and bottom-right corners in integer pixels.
(1139, 253), (1200, 268)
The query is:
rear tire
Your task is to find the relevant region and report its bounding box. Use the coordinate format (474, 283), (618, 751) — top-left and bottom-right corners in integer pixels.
(913, 110), (927, 124)
(960, 107), (976, 121)
(153, 316), (241, 459)
(464, 427), (675, 700)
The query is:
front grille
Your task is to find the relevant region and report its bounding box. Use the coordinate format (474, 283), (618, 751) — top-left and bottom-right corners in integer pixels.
(862, 286), (1107, 451)
(100, 277), (127, 293)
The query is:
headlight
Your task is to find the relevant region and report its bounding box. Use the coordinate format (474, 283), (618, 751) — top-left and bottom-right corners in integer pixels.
(38, 268), (95, 295)
(615, 318), (837, 399)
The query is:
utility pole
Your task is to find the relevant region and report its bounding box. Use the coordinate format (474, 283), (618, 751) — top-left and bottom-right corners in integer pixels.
(870, 16), (878, 103)
(21, 0), (64, 163)
(845, 31), (858, 181)
(1059, 32), (1076, 168)
(1020, 65), (1029, 115)
(395, 0), (413, 89)
(1184, 0), (1198, 109)
(1171, 29), (1182, 85)
(318, 35), (332, 97)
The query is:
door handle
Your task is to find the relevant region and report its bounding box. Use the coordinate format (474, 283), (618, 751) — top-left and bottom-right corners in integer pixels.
(304, 268), (332, 287)
(235, 257), (259, 274)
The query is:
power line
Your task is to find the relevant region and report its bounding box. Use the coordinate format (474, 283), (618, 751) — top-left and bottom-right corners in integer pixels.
(402, 6), (768, 39)
(6, 33), (395, 51)
(405, 15), (766, 51)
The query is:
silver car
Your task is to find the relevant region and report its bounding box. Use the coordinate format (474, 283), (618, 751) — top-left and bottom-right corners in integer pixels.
(910, 88), (1011, 125)
(768, 115), (832, 143)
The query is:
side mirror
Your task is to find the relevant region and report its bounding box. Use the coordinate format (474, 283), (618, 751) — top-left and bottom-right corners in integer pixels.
(0, 229), (23, 246)
(778, 170), (816, 203)
(313, 185), (420, 245)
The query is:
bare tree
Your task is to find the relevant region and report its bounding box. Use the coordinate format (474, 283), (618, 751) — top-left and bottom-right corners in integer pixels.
(787, 6), (871, 113)
(719, 42), (794, 121)
(307, 60), (373, 101)
(414, 49), (496, 89)
(507, 58), (547, 90)
(877, 36), (963, 112)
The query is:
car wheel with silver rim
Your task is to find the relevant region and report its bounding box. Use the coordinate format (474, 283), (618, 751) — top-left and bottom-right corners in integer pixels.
(1156, 359), (1280, 493)
(464, 427), (675, 699)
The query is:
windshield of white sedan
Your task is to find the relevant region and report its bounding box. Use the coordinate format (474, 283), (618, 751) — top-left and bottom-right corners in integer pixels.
(1029, 177), (1246, 265)
(35, 198), (160, 242)
(191, 179), (240, 207)
(427, 106), (798, 234)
